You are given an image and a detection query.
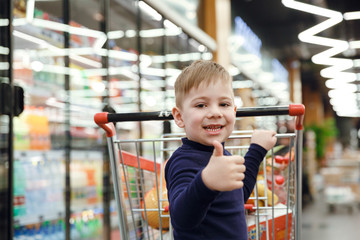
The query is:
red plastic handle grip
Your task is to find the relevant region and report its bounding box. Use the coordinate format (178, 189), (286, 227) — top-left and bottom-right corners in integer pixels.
(94, 112), (116, 137)
(289, 104), (305, 116)
(94, 112), (109, 124)
(289, 104), (305, 130)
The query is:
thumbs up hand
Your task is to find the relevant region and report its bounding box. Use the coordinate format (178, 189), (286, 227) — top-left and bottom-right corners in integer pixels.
(201, 141), (246, 192)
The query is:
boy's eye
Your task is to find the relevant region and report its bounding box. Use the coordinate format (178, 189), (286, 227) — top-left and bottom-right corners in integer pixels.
(220, 103), (231, 107)
(195, 104), (206, 108)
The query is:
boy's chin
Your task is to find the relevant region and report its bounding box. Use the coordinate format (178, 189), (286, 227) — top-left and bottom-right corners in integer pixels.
(200, 137), (228, 146)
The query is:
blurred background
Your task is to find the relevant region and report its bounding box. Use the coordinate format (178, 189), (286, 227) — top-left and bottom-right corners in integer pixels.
(1, 0), (360, 239)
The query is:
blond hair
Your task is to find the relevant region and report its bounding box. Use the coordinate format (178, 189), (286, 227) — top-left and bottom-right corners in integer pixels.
(174, 60), (233, 108)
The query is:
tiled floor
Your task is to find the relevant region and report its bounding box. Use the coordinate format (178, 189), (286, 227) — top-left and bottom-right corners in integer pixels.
(302, 192), (360, 240)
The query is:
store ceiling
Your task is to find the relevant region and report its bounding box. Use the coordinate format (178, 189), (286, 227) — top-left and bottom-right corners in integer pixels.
(231, 0), (360, 111)
(231, 0), (360, 62)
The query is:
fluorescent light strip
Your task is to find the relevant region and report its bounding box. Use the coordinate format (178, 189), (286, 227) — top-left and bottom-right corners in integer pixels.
(328, 89), (358, 100)
(14, 17), (106, 49)
(319, 61), (355, 82)
(353, 59), (360, 67)
(139, 1), (162, 21)
(0, 47), (9, 55)
(17, 47), (107, 58)
(14, 30), (103, 68)
(13, 30), (49, 46)
(26, 0), (35, 22)
(349, 40), (360, 49)
(0, 62), (10, 70)
(282, 0), (341, 17)
(0, 19), (9, 27)
(107, 30), (124, 39)
(31, 18), (106, 39)
(12, 18), (27, 26)
(282, 0), (358, 99)
(325, 80), (357, 89)
(343, 11), (360, 20)
(108, 27), (182, 40)
(108, 50), (138, 61)
(328, 92), (360, 100)
(334, 111), (357, 117)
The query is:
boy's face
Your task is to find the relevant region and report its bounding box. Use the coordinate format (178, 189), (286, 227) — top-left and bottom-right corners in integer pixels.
(173, 79), (237, 146)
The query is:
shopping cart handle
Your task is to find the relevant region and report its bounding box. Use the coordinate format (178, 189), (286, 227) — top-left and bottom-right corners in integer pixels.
(94, 104), (305, 132)
(289, 104), (305, 130)
(94, 112), (116, 137)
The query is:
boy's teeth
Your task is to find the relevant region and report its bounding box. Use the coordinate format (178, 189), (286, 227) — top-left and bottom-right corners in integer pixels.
(205, 126), (222, 131)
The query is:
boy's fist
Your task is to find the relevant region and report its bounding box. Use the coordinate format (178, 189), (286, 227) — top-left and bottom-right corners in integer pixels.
(201, 141), (246, 192)
(251, 130), (277, 151)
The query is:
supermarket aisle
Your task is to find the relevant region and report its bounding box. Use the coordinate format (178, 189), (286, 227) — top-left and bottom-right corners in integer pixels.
(302, 192), (360, 239)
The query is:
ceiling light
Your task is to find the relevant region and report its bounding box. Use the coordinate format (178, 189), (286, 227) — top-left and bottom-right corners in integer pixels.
(343, 11), (360, 20)
(164, 19), (179, 31)
(282, 0), (341, 18)
(13, 30), (48, 47)
(328, 88), (357, 99)
(26, 0), (35, 22)
(108, 30), (125, 39)
(140, 28), (165, 38)
(330, 90), (360, 97)
(0, 47), (9, 55)
(125, 30), (137, 38)
(349, 41), (360, 49)
(198, 45), (206, 52)
(202, 52), (213, 60)
(0, 19), (9, 26)
(140, 54), (152, 68)
(319, 62), (356, 82)
(108, 50), (138, 61)
(141, 67), (165, 77)
(228, 65), (241, 76)
(139, 1), (162, 21)
(0, 62), (9, 70)
(282, 0), (359, 117)
(325, 80), (357, 89)
(12, 18), (27, 26)
(30, 61), (44, 72)
(90, 81), (106, 93)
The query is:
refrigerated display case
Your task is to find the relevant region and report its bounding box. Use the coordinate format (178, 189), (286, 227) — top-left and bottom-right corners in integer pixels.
(10, 0), (215, 239)
(1, 1), (14, 239)
(6, 0), (296, 238)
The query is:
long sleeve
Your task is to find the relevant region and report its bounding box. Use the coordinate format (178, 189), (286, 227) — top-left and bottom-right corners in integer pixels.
(242, 143), (267, 201)
(165, 150), (219, 230)
(165, 138), (255, 240)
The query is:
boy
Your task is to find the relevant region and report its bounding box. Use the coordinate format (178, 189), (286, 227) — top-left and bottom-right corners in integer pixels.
(165, 60), (277, 239)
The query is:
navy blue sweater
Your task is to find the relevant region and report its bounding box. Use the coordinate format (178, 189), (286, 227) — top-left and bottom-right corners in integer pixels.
(165, 138), (267, 240)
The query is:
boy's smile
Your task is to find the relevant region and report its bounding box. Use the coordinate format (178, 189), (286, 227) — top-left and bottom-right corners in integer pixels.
(173, 80), (236, 146)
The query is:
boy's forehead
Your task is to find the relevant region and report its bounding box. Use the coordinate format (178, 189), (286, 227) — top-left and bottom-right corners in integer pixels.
(194, 79), (233, 91)
(186, 80), (234, 97)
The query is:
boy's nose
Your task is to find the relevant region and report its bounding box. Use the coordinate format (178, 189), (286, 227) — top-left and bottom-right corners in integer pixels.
(207, 106), (223, 118)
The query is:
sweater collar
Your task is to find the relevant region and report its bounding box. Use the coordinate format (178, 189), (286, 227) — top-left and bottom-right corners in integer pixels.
(181, 138), (225, 153)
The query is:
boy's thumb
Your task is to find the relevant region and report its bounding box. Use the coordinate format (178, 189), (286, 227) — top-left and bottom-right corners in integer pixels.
(212, 140), (223, 157)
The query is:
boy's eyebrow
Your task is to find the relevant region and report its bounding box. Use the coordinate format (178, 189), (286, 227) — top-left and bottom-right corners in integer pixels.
(190, 96), (233, 103)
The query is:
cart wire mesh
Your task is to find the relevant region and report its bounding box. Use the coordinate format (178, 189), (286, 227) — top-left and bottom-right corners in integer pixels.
(94, 104), (305, 240)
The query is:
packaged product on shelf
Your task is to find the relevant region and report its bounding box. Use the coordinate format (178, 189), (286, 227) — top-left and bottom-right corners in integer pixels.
(13, 161), (26, 217)
(14, 151), (65, 225)
(13, 113), (30, 151)
(25, 106), (51, 150)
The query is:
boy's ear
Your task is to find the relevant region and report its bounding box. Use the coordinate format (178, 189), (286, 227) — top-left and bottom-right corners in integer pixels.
(172, 107), (185, 128)
(234, 105), (237, 115)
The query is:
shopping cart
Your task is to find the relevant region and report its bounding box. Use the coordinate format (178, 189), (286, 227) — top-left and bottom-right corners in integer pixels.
(94, 104), (305, 240)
